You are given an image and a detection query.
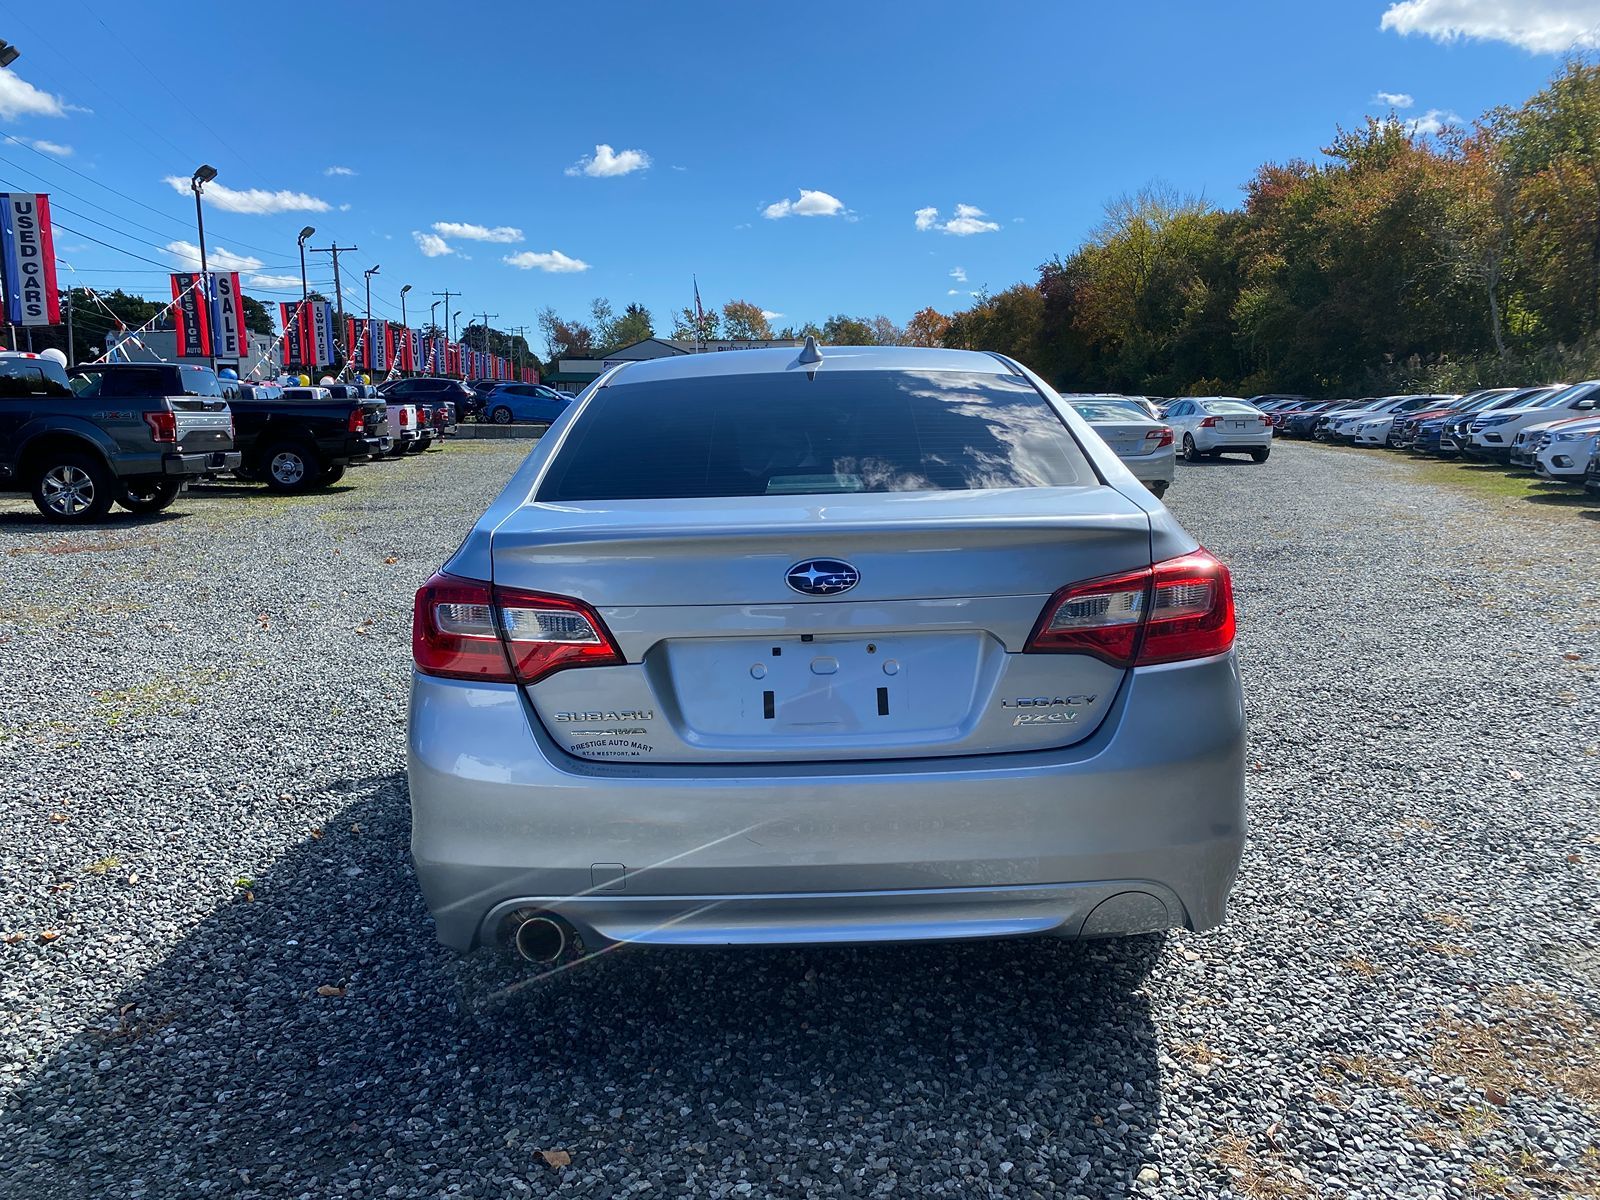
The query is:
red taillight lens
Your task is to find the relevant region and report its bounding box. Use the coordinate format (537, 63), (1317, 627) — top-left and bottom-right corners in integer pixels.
(412, 573), (623, 684)
(1146, 427), (1174, 448)
(1026, 549), (1235, 667)
(1260, 414), (1273, 426)
(399, 408), (411, 427)
(143, 410), (176, 442)
(1198, 416), (1217, 428)
(348, 408), (365, 433)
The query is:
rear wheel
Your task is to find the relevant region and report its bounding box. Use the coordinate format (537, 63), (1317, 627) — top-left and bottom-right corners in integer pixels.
(31, 453), (115, 522)
(1181, 433), (1201, 463)
(263, 442), (321, 493)
(1250, 448), (1271, 463)
(490, 405), (513, 425)
(1146, 480), (1169, 499)
(317, 464), (347, 487)
(117, 478), (181, 514)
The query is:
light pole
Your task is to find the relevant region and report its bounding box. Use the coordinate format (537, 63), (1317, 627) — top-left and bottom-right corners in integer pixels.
(297, 226), (315, 303)
(0, 40), (20, 67)
(190, 164), (218, 368)
(399, 284), (411, 376)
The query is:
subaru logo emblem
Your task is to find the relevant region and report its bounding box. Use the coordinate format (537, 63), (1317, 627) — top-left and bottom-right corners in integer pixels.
(786, 558), (860, 596)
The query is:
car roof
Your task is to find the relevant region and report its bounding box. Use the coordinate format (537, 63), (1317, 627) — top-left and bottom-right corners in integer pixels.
(607, 344), (1009, 385)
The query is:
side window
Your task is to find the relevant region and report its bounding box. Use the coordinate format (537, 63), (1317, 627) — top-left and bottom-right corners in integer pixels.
(102, 368), (165, 398)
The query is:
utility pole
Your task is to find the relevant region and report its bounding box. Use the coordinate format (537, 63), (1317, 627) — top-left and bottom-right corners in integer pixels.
(511, 324), (529, 381)
(474, 309), (498, 378)
(432, 289), (457, 378)
(311, 241), (358, 367)
(65, 291), (73, 363)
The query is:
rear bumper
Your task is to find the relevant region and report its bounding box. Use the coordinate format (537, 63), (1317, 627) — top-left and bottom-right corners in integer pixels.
(162, 450), (241, 476)
(408, 652), (1247, 953)
(1123, 447), (1176, 485)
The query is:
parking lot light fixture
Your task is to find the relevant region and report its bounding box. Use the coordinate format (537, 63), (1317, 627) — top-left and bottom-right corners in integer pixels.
(189, 165), (218, 369)
(297, 227), (315, 304)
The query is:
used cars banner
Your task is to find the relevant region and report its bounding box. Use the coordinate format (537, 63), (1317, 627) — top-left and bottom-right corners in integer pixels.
(0, 193), (61, 327)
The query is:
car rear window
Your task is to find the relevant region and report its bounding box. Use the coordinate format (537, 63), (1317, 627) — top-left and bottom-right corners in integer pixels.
(538, 369), (1095, 501)
(0, 358), (72, 396)
(1200, 401), (1256, 415)
(1071, 401), (1148, 422)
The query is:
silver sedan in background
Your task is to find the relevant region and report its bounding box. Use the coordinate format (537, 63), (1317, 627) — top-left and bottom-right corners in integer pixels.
(1064, 395), (1177, 498)
(408, 343), (1246, 967)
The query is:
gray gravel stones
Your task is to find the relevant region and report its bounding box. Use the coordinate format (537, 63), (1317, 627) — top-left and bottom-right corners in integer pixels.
(0, 441), (1595, 1198)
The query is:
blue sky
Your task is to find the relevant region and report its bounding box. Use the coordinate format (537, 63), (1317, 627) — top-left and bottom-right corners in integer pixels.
(0, 0), (1592, 342)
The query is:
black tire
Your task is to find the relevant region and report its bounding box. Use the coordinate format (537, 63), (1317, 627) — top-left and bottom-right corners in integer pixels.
(1250, 447), (1271, 463)
(1147, 480), (1169, 499)
(1181, 433), (1201, 463)
(317, 464), (347, 487)
(117, 478), (181, 514)
(1207, 450), (1223, 460)
(404, 438), (430, 455)
(30, 452), (115, 522)
(262, 442), (322, 493)
(386, 442), (409, 459)
(490, 406), (513, 425)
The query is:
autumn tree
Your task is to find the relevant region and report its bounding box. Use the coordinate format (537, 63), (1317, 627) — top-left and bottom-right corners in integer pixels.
(721, 299), (773, 340)
(902, 307), (950, 347)
(821, 314), (876, 344)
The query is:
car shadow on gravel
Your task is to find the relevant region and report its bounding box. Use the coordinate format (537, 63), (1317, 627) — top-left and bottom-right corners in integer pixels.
(1, 774), (1167, 1196)
(0, 510), (190, 530)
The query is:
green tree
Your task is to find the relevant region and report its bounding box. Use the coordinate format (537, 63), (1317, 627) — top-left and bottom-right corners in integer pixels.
(821, 314), (876, 344)
(671, 305), (719, 342)
(242, 295), (275, 336)
(538, 306), (595, 360)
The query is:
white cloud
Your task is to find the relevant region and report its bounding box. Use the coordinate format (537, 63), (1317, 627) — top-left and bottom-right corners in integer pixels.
(26, 138), (72, 157)
(324, 165), (357, 176)
(761, 310), (783, 320)
(0, 71), (71, 120)
(1372, 90), (1416, 108)
(915, 204), (1000, 236)
(164, 241), (264, 273)
(947, 288), (961, 295)
(338, 203), (351, 212)
(763, 189), (846, 219)
(413, 231), (454, 257)
(503, 249), (590, 273)
(431, 221), (523, 243)
(1380, 0), (1600, 53)
(565, 143), (651, 177)
(245, 273), (304, 289)
(1404, 107), (1463, 136)
(670, 164), (688, 172)
(949, 266), (967, 282)
(163, 176), (330, 215)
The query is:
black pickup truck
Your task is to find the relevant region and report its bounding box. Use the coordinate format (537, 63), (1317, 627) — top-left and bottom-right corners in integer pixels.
(0, 356), (239, 521)
(226, 384), (389, 492)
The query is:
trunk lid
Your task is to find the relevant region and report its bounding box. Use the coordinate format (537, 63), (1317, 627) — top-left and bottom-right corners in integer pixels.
(491, 487), (1152, 763)
(1088, 420), (1162, 458)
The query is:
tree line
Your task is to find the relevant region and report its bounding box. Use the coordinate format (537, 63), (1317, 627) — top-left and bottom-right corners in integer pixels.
(941, 59), (1600, 396)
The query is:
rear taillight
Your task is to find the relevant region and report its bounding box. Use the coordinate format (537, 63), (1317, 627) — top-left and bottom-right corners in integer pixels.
(1259, 414), (1272, 426)
(399, 408), (411, 427)
(348, 408), (365, 433)
(143, 410), (176, 443)
(1199, 416), (1217, 428)
(412, 573), (623, 684)
(1025, 549), (1235, 668)
(1146, 427), (1174, 448)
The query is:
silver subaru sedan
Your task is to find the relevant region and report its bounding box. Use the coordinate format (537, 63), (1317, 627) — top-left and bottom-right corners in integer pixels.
(408, 342), (1245, 965)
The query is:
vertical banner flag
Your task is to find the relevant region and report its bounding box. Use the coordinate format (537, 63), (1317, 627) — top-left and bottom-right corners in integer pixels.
(301, 301), (320, 365)
(210, 272), (246, 361)
(279, 302), (302, 366)
(319, 303), (336, 368)
(369, 319), (387, 373)
(0, 193), (61, 326)
(171, 274), (212, 358)
(346, 317), (358, 367)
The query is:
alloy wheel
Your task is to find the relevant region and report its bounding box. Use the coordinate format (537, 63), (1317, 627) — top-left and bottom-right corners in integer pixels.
(40, 465), (95, 516)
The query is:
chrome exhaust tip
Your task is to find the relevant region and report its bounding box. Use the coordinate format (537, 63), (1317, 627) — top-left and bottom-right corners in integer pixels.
(511, 914), (568, 965)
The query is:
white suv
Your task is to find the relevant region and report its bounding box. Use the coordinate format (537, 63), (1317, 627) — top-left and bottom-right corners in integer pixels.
(1468, 380), (1600, 459)
(1165, 397), (1273, 463)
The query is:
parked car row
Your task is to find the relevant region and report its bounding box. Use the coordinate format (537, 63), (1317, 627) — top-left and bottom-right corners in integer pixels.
(1247, 383), (1600, 494)
(0, 351), (459, 521)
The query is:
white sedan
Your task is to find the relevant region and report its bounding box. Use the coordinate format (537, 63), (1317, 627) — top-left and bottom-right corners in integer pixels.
(1165, 397), (1273, 463)
(1065, 397), (1176, 497)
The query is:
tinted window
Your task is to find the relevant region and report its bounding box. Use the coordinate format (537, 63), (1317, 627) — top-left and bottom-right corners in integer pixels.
(0, 359), (72, 397)
(1201, 401), (1256, 415)
(539, 370), (1094, 501)
(1071, 401), (1148, 422)
(180, 368), (222, 397)
(73, 367), (166, 398)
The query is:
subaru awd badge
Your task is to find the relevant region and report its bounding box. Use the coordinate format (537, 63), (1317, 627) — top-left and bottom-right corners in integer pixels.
(786, 558), (860, 596)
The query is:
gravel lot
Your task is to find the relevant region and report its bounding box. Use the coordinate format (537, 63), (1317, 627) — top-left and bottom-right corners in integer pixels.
(1, 440), (1595, 1199)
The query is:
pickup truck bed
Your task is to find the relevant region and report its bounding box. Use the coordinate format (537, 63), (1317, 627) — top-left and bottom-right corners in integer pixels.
(229, 393), (390, 491)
